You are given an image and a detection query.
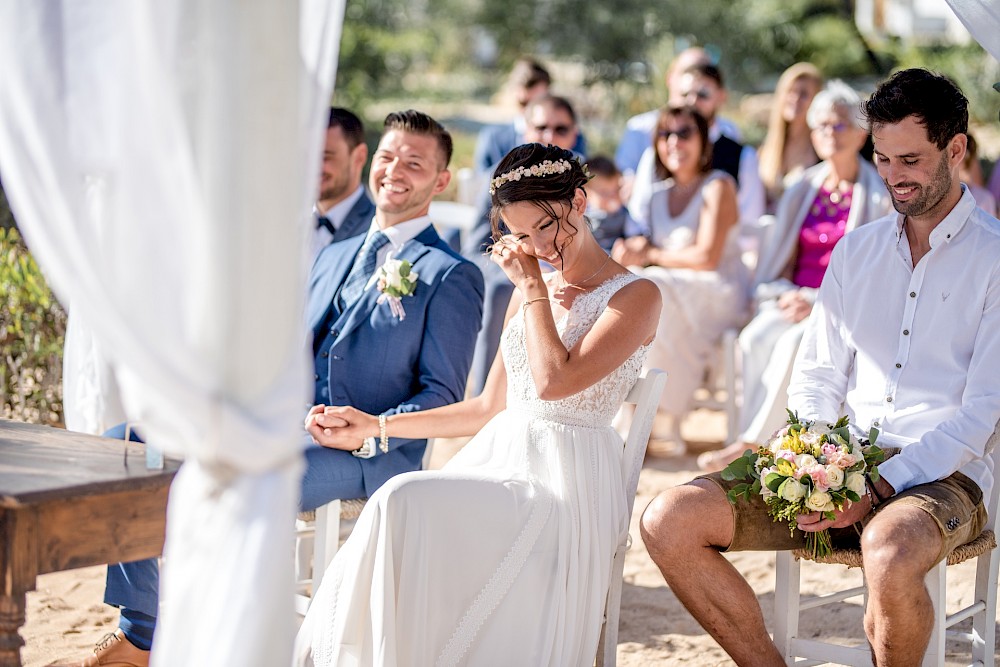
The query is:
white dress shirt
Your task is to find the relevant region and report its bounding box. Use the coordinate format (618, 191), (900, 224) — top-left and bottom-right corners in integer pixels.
(311, 185), (367, 261)
(789, 187), (1000, 501)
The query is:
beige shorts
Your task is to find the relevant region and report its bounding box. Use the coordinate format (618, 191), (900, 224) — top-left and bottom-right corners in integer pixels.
(699, 465), (986, 565)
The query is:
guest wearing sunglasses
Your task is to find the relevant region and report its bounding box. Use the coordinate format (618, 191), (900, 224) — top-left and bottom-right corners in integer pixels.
(612, 106), (748, 452)
(629, 63), (765, 234)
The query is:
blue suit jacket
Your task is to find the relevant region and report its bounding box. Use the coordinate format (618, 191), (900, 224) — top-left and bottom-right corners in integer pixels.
(332, 192), (375, 243)
(307, 224), (485, 495)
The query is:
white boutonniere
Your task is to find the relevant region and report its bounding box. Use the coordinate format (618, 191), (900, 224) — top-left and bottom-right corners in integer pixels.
(376, 257), (418, 320)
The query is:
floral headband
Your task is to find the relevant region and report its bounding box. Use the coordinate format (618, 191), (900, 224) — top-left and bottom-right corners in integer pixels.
(489, 158), (573, 195)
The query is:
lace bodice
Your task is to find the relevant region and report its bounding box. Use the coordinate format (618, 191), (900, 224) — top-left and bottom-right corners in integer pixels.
(501, 272), (649, 427)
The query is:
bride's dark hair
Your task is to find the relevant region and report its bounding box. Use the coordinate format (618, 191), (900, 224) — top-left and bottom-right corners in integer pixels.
(488, 144), (591, 264)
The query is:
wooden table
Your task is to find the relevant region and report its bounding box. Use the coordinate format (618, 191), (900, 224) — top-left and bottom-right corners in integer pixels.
(0, 419), (179, 667)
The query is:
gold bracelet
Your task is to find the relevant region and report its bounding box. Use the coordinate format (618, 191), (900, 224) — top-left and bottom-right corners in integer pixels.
(378, 413), (389, 454)
(522, 296), (549, 313)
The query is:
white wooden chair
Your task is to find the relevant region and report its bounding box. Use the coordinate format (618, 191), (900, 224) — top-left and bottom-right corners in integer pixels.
(690, 328), (740, 442)
(596, 368), (668, 666)
(773, 431), (1000, 666)
(294, 439), (436, 616)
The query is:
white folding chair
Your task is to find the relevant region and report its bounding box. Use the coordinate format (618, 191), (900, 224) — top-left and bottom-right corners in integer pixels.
(773, 429), (1000, 666)
(596, 369), (668, 667)
(690, 328), (740, 442)
(294, 439), (437, 616)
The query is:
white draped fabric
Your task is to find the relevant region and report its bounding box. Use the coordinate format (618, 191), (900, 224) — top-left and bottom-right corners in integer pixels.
(944, 0), (1000, 62)
(0, 1), (343, 664)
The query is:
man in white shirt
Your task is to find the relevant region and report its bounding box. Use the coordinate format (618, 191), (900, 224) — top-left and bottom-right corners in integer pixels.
(639, 68), (1000, 666)
(311, 107), (374, 262)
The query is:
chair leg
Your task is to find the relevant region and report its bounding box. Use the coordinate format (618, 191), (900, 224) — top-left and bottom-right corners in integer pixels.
(922, 563), (946, 667)
(596, 544), (627, 667)
(972, 550), (999, 667)
(313, 500), (341, 582)
(773, 551), (801, 661)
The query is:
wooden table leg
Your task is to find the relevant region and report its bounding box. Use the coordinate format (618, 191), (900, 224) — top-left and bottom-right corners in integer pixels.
(0, 594), (26, 667)
(0, 509), (38, 667)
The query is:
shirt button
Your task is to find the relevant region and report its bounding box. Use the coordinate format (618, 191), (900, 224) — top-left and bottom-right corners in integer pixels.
(873, 420), (880, 427)
(903, 329), (909, 335)
(886, 396), (893, 403)
(909, 292), (916, 298)
(895, 363), (901, 368)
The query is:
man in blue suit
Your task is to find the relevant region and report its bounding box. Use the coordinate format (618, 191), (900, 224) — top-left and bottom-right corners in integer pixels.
(301, 109), (484, 508)
(50, 110), (484, 667)
(311, 107), (374, 262)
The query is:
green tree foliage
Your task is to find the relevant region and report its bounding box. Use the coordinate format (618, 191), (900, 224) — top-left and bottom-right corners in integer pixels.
(0, 227), (65, 425)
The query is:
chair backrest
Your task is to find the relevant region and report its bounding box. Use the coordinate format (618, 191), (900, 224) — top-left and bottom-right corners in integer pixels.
(621, 369), (668, 509)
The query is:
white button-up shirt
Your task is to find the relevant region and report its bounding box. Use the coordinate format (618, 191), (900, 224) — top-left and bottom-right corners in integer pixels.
(789, 187), (1000, 501)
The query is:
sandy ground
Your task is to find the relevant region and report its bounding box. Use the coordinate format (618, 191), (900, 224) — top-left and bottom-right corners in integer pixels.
(19, 409), (998, 666)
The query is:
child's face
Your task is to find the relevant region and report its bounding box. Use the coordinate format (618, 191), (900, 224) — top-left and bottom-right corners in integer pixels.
(585, 174), (623, 213)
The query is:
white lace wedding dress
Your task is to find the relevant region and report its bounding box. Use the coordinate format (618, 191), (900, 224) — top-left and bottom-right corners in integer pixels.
(294, 272), (649, 667)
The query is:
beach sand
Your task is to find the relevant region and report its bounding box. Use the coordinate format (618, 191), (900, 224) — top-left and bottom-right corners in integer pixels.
(19, 409), (996, 666)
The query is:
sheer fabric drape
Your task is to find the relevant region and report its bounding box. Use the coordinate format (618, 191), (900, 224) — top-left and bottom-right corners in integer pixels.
(944, 0), (1000, 61)
(0, 1), (343, 664)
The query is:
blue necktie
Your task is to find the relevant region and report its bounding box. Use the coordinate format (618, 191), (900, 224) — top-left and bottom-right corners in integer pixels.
(338, 230), (390, 310)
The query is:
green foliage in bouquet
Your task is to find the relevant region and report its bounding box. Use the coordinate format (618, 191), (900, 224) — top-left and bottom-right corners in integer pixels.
(0, 227), (65, 425)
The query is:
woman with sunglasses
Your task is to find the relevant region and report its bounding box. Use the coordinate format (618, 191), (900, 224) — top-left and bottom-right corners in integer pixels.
(612, 105), (747, 452)
(295, 143), (661, 666)
(698, 80), (891, 472)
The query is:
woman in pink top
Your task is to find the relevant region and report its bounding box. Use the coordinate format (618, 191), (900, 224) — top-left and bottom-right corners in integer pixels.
(699, 81), (892, 472)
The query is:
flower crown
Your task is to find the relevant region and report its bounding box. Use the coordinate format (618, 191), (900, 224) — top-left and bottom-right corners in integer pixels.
(489, 158), (573, 195)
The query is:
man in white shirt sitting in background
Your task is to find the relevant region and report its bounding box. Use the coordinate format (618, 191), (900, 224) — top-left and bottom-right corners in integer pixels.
(640, 68), (1000, 667)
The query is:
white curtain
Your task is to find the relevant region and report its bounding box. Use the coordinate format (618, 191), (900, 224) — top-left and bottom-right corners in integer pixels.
(944, 0), (1000, 62)
(0, 1), (344, 664)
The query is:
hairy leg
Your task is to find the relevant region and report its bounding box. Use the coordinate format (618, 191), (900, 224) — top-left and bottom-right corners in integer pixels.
(860, 504), (942, 666)
(640, 480), (784, 666)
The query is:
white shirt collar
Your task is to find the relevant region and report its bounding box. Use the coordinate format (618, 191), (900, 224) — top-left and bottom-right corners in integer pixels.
(364, 214), (432, 252)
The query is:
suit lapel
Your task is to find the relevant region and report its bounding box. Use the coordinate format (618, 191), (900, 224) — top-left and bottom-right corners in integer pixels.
(309, 234), (365, 334)
(331, 225), (439, 344)
(334, 195), (375, 243)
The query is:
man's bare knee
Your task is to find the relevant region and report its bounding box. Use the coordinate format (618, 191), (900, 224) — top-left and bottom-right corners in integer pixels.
(641, 479), (732, 557)
(861, 507), (941, 584)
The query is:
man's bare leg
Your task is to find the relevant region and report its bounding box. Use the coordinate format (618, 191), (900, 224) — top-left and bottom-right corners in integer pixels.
(640, 480), (784, 666)
(860, 504), (942, 666)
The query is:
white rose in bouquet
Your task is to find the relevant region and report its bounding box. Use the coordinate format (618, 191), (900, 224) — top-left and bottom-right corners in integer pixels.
(779, 478), (808, 502)
(824, 465), (845, 489)
(806, 490), (835, 513)
(845, 471), (866, 497)
(795, 454), (818, 469)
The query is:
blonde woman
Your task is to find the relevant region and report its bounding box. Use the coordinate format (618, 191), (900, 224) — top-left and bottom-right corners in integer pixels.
(757, 63), (824, 212)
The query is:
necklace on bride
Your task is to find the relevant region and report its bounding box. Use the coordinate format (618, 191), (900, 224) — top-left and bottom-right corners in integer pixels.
(559, 253), (612, 290)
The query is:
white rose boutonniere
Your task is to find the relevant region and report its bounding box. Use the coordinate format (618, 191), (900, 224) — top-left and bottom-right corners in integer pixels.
(376, 257), (418, 320)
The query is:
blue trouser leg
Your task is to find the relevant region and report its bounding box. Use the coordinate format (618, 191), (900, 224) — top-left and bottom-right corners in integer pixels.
(101, 424), (159, 648)
(299, 442), (368, 511)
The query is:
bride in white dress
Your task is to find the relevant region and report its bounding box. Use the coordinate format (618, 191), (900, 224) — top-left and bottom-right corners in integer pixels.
(295, 143), (661, 667)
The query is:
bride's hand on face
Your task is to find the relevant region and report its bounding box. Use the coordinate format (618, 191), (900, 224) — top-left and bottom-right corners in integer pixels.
(489, 234), (543, 290)
(305, 405), (377, 450)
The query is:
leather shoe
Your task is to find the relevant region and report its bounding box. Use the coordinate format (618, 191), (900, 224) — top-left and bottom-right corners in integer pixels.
(47, 630), (150, 667)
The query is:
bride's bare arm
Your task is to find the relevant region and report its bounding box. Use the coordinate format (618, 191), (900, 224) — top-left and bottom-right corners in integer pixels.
(307, 303), (517, 448)
(522, 275), (660, 401)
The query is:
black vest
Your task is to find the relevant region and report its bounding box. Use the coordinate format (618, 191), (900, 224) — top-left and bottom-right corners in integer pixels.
(711, 135), (743, 185)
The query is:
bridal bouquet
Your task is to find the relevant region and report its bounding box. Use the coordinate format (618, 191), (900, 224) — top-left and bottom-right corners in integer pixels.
(721, 411), (884, 558)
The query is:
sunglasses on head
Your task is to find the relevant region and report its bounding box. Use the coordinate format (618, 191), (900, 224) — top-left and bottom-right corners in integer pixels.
(657, 126), (696, 141)
(533, 124), (573, 136)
